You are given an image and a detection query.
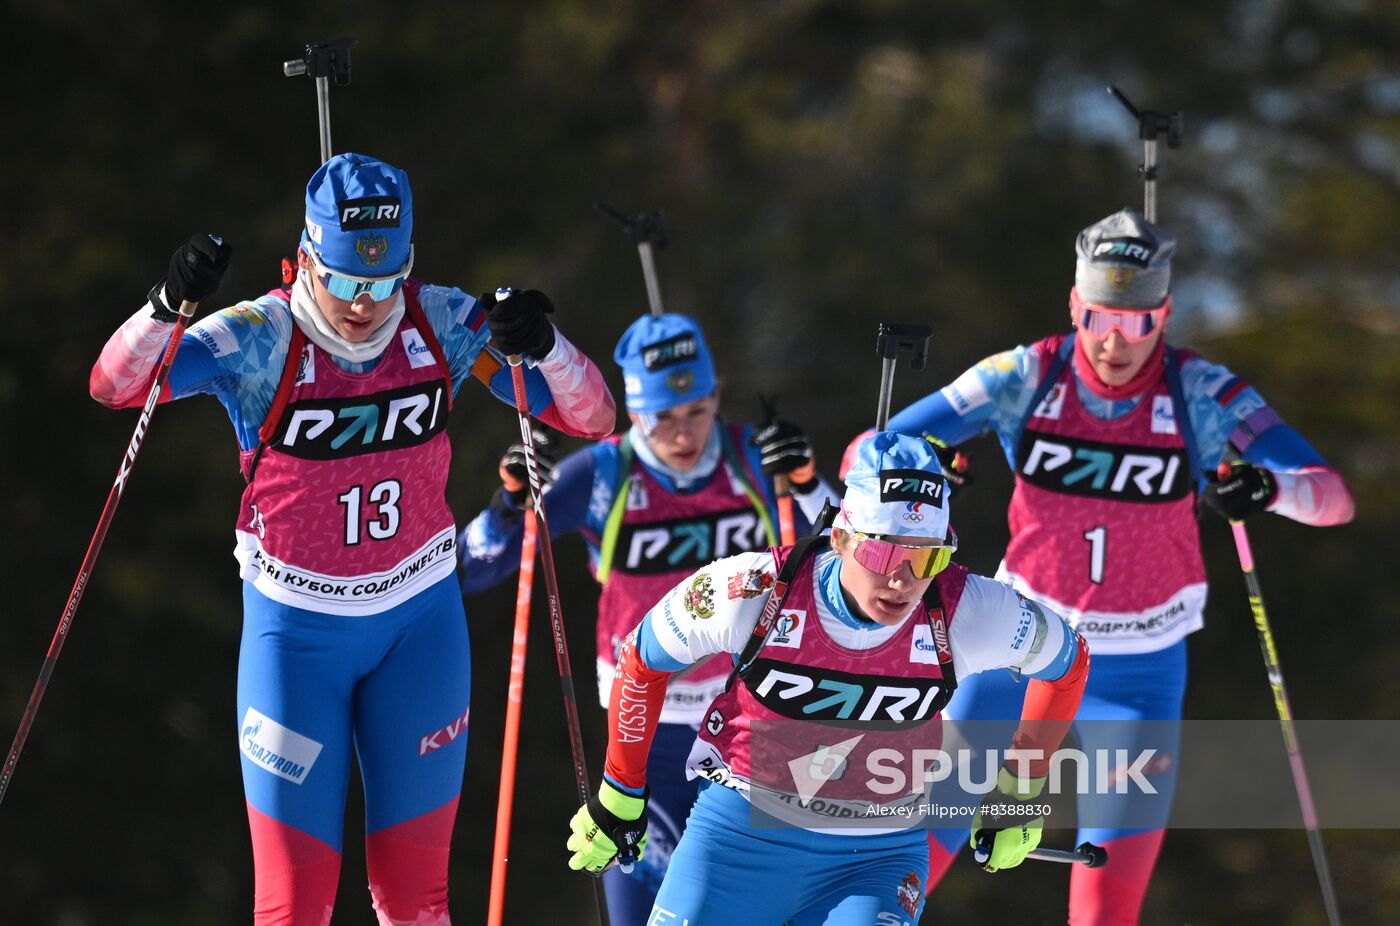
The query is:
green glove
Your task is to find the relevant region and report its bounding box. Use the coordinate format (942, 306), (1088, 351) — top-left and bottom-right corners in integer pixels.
(567, 781), (649, 874)
(971, 767), (1046, 872)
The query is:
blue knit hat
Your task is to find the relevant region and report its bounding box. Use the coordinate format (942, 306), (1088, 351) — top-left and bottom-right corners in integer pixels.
(840, 432), (951, 540)
(300, 152), (413, 276)
(613, 313), (717, 413)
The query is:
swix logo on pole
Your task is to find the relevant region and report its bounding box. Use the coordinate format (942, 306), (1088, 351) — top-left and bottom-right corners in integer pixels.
(112, 378), (163, 494)
(746, 659), (950, 729)
(275, 380), (447, 460)
(1017, 433), (1189, 502)
(337, 196), (402, 230)
(878, 469), (946, 505)
(615, 510), (767, 574)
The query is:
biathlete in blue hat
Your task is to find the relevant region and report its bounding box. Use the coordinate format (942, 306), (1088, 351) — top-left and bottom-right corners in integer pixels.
(89, 152), (617, 924)
(879, 209), (1355, 924)
(457, 311), (837, 921)
(564, 432), (1091, 924)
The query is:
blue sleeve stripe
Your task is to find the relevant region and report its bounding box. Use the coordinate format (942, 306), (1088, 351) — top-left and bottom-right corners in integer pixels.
(603, 773), (646, 797)
(486, 360), (555, 414)
(1244, 420), (1328, 470)
(637, 618), (687, 673)
(1027, 623), (1079, 681)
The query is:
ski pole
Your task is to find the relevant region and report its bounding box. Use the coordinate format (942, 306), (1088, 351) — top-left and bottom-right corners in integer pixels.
(1107, 85), (1183, 224)
(1028, 842), (1107, 867)
(975, 838), (1108, 868)
(283, 38), (356, 164)
(496, 290), (610, 926)
(1220, 463), (1342, 926)
(487, 506), (539, 926)
(874, 322), (932, 430)
(754, 393), (798, 545)
(1, 293), (205, 808)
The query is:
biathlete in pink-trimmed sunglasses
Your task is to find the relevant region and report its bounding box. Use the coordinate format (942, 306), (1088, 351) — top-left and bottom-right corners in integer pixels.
(566, 432), (1091, 924)
(879, 207), (1355, 925)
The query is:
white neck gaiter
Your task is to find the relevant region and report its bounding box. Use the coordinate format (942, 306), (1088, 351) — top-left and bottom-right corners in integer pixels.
(289, 266), (405, 365)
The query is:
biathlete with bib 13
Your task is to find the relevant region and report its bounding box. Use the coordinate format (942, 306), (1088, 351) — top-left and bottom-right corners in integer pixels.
(89, 152), (617, 924)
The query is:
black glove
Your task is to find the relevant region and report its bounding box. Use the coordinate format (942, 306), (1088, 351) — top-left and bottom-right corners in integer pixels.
(495, 427), (559, 509)
(152, 234), (232, 321)
(750, 419), (814, 479)
(1202, 461), (1277, 520)
(752, 394), (817, 490)
(925, 435), (973, 497)
(484, 289), (557, 358)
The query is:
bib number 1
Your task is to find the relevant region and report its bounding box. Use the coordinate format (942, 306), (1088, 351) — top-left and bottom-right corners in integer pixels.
(1083, 525), (1106, 585)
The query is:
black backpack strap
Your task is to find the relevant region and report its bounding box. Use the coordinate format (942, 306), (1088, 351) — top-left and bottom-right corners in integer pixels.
(725, 501), (838, 691)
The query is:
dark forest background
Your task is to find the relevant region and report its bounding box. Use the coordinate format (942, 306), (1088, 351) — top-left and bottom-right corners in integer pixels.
(3, 2), (1398, 923)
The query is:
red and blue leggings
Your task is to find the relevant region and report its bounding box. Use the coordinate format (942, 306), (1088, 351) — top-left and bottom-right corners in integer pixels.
(237, 575), (470, 925)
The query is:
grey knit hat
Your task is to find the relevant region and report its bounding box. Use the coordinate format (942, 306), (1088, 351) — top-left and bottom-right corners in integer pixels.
(1074, 209), (1174, 308)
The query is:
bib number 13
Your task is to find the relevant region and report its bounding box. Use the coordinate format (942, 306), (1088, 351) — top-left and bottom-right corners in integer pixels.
(339, 480), (402, 546)
(1083, 525), (1106, 585)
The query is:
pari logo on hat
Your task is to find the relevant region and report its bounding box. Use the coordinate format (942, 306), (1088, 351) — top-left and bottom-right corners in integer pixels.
(339, 196), (402, 230)
(643, 333), (698, 370)
(301, 152), (414, 276)
(614, 313), (717, 414)
(1091, 236), (1156, 267)
(840, 432), (951, 541)
(879, 469), (947, 506)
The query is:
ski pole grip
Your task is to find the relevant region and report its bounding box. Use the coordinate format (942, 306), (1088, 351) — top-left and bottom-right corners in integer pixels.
(493, 288), (526, 368)
(973, 833), (992, 866)
(1077, 841), (1109, 868)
